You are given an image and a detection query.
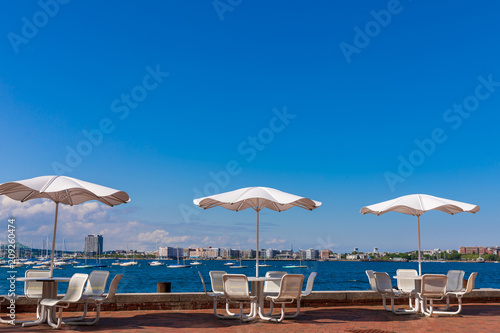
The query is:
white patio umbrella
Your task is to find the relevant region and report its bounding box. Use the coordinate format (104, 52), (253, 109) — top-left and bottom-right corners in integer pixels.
(193, 187), (321, 277)
(360, 194), (479, 275)
(0, 175), (130, 277)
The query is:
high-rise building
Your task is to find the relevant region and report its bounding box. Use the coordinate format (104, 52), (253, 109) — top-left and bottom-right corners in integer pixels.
(84, 234), (103, 256)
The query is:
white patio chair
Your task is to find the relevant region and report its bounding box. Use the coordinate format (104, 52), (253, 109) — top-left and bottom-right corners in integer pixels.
(431, 272), (477, 316)
(222, 274), (257, 322)
(396, 269), (418, 309)
(1, 269), (50, 324)
(445, 270), (465, 310)
(366, 270), (391, 312)
(373, 272), (418, 314)
(65, 274), (123, 326)
(209, 270), (240, 317)
(199, 271), (238, 319)
(418, 274), (447, 317)
(39, 273), (89, 329)
(64, 270), (110, 323)
(264, 274), (305, 323)
(263, 271), (287, 296)
(262, 271), (287, 315)
(365, 270), (377, 291)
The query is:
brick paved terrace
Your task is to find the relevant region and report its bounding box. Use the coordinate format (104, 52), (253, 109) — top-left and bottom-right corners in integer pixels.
(3, 303), (500, 333)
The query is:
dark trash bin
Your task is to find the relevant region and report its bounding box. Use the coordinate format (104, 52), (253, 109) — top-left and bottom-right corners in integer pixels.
(157, 282), (171, 293)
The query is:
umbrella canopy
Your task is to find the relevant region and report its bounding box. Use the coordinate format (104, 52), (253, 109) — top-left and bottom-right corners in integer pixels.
(194, 186), (321, 276)
(360, 194), (479, 274)
(0, 175), (130, 277)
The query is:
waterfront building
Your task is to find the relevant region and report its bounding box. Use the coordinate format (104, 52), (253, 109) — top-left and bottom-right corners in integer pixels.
(266, 248), (277, 259)
(306, 248), (319, 260)
(460, 246), (487, 255)
(84, 234), (103, 256)
(320, 249), (330, 260)
(159, 246), (185, 259)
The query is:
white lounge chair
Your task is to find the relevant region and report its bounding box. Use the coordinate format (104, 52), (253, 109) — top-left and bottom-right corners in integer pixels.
(1, 269), (50, 324)
(263, 271), (287, 296)
(264, 274), (305, 322)
(39, 273), (89, 329)
(208, 270), (240, 317)
(222, 274), (257, 322)
(263, 271), (287, 315)
(366, 270), (392, 312)
(65, 274), (123, 325)
(64, 270), (110, 323)
(431, 272), (477, 316)
(199, 271), (239, 319)
(373, 272), (418, 314)
(445, 270), (465, 310)
(418, 274), (447, 317)
(396, 269), (418, 309)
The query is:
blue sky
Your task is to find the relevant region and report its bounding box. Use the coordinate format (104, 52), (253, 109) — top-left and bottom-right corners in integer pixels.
(1, 0), (499, 253)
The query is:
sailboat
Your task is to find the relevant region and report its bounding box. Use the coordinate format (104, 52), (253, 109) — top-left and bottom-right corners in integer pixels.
(282, 255), (307, 268)
(74, 250), (93, 269)
(257, 261), (271, 267)
(230, 252), (247, 269)
(149, 242), (164, 266)
(167, 247), (191, 268)
(120, 245), (138, 266)
(283, 246), (307, 268)
(189, 256), (202, 265)
(91, 246), (107, 268)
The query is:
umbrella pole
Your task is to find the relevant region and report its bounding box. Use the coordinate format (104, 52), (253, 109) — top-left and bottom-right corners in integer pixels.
(417, 215), (421, 275)
(256, 209), (259, 277)
(50, 202), (59, 278)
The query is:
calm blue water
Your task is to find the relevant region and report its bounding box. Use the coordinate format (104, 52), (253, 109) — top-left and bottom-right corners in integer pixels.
(2, 260), (499, 295)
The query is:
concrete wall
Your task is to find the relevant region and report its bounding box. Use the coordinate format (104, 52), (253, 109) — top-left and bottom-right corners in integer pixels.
(3, 289), (500, 313)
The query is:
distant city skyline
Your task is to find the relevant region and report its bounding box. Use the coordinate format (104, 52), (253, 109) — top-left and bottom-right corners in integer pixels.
(1, 1), (500, 253)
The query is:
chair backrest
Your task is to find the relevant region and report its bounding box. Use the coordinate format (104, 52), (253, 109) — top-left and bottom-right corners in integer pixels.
(263, 271), (287, 293)
(198, 271), (208, 293)
(365, 270), (377, 291)
(396, 269), (418, 293)
(222, 274), (249, 300)
(84, 270), (110, 297)
(61, 273), (89, 303)
(277, 274), (304, 300)
(464, 272), (478, 294)
(103, 274), (123, 301)
(209, 271), (226, 293)
(373, 272), (393, 295)
(446, 270), (465, 292)
(302, 272), (317, 297)
(25, 270), (50, 299)
(421, 274), (447, 299)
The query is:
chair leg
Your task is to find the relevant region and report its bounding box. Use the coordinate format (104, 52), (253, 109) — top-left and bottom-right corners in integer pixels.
(63, 301), (89, 322)
(65, 303), (102, 326)
(47, 307), (63, 329)
(264, 300), (275, 316)
(430, 296), (463, 315)
(382, 296), (393, 312)
(285, 299), (301, 318)
(213, 299), (242, 320)
(22, 305), (47, 327)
